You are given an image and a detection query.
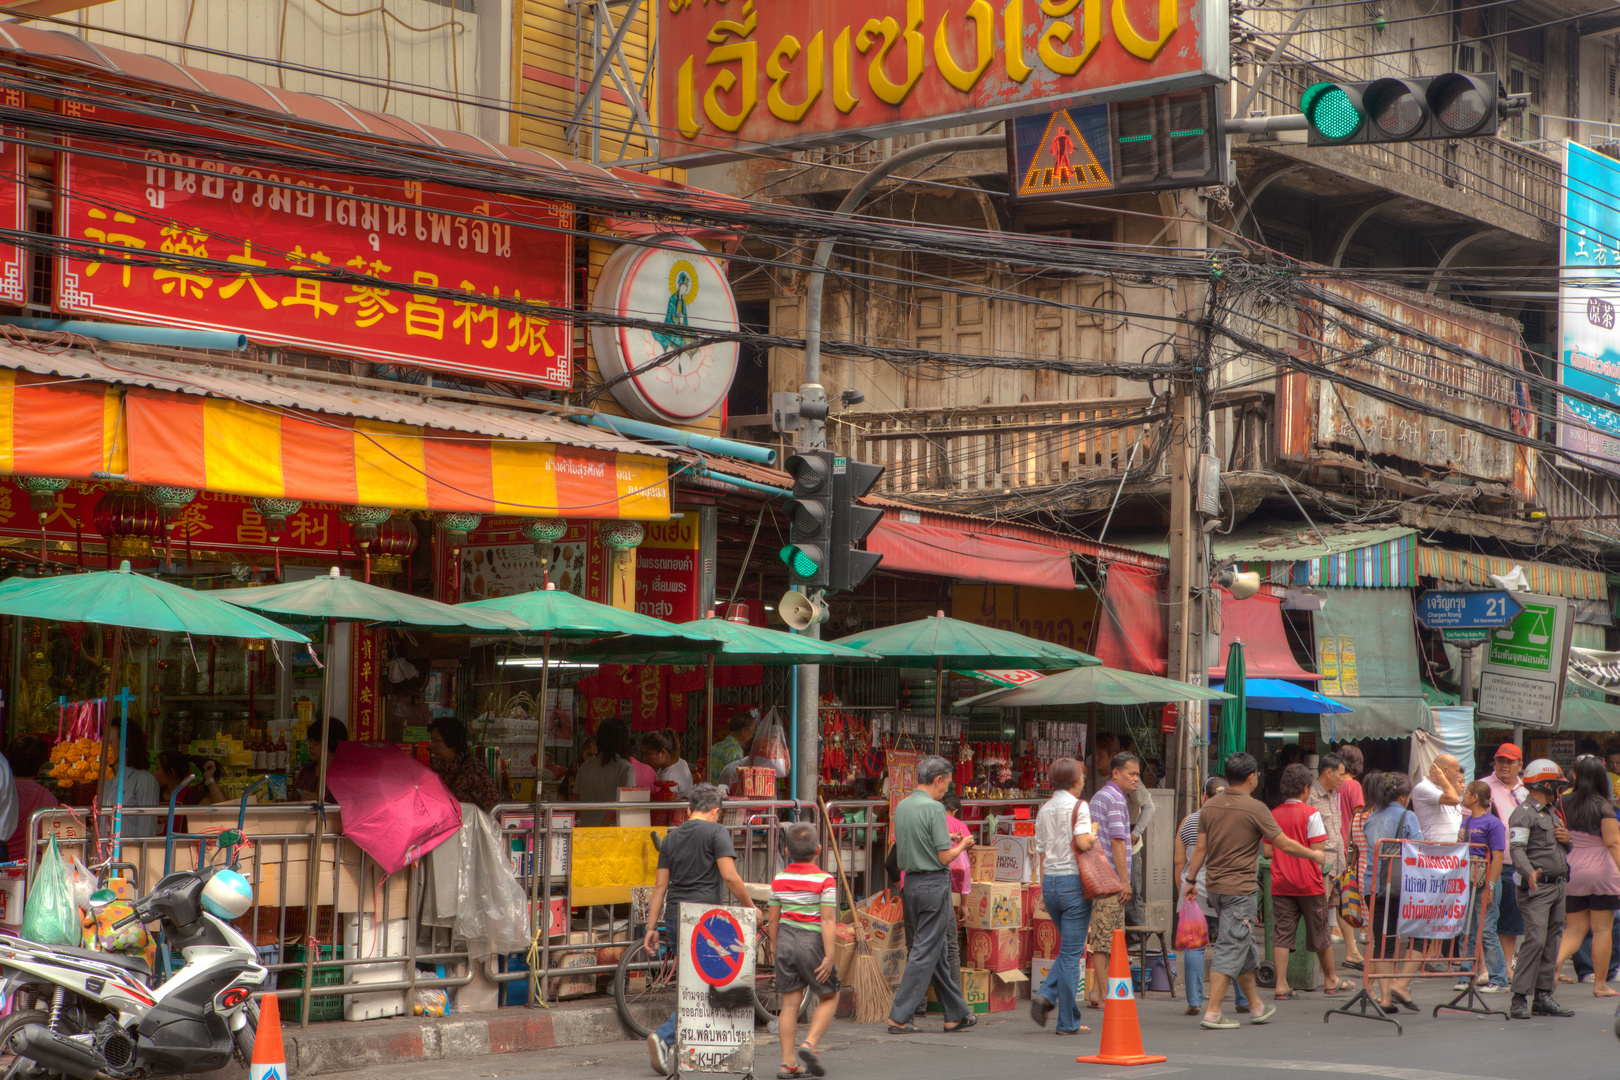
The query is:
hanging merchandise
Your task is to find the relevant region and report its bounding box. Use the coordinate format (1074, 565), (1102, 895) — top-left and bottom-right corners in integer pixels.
(751, 706), (790, 777)
(48, 698), (106, 787)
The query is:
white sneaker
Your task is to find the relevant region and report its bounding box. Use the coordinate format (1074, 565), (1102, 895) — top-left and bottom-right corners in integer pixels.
(648, 1033), (672, 1076)
(1581, 974), (1595, 984)
(1453, 978), (1471, 992)
(1478, 983), (1510, 994)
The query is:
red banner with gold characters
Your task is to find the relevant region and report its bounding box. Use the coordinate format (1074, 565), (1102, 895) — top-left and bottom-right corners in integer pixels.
(351, 625), (382, 742)
(0, 478), (358, 560)
(55, 109), (575, 387)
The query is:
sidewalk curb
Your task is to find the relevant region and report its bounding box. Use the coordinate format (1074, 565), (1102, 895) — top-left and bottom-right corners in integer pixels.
(287, 999), (633, 1076)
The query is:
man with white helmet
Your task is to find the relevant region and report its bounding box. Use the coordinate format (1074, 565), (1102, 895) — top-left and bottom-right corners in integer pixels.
(1507, 758), (1574, 1020)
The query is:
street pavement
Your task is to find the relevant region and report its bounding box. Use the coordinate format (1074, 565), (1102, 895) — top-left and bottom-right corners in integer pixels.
(316, 984), (1620, 1080)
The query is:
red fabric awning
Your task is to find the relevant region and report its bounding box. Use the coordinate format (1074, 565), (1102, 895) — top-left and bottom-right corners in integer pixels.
(1208, 589), (1320, 681)
(1092, 563), (1168, 676)
(868, 521), (1075, 590)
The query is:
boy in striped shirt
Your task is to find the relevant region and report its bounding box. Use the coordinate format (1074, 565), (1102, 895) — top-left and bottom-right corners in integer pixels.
(768, 823), (839, 1079)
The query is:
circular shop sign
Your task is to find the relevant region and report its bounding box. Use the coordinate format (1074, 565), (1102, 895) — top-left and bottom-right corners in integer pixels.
(591, 235), (739, 424)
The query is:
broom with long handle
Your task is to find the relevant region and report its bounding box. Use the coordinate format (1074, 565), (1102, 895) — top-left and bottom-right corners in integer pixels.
(819, 795), (896, 1025)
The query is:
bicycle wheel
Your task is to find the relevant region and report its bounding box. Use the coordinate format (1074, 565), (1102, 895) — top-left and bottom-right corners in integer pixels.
(615, 937), (678, 1038)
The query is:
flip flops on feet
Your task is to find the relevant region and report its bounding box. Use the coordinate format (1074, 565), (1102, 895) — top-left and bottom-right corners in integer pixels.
(797, 1046), (825, 1077)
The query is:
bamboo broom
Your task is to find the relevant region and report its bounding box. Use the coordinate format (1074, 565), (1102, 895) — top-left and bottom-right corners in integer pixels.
(819, 795), (896, 1025)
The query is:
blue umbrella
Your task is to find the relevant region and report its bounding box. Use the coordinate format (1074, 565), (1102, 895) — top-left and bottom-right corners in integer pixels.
(1209, 677), (1353, 714)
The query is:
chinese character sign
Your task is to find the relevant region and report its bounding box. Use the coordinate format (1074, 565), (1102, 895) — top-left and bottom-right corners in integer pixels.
(1561, 142), (1620, 470)
(0, 120), (25, 305)
(658, 0), (1228, 164)
(56, 131), (574, 387)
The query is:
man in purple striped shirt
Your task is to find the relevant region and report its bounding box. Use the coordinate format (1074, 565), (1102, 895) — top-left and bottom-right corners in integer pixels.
(1086, 752), (1139, 1006)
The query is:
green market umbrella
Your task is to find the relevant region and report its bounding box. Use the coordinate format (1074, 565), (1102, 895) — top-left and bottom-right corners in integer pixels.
(831, 612), (1099, 752)
(462, 583), (718, 1005)
(0, 561), (312, 860)
(219, 567), (525, 632)
(1218, 641), (1247, 761)
(580, 615), (876, 765)
(0, 561), (312, 642)
(953, 665), (1233, 710)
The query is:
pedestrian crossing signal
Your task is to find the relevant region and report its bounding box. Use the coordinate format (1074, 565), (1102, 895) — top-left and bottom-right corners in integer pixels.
(1018, 110), (1112, 197)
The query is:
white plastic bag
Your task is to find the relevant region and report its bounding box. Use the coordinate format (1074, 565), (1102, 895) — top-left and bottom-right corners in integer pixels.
(751, 706), (791, 778)
(454, 806), (530, 962)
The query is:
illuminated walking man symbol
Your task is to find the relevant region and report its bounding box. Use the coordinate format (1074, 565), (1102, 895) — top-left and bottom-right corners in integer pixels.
(1051, 128), (1076, 184)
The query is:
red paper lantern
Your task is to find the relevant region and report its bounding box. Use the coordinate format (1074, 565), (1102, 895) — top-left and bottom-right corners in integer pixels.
(92, 492), (162, 559)
(372, 514), (419, 575)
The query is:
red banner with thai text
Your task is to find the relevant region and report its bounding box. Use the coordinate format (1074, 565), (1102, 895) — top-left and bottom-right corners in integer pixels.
(351, 625), (382, 742)
(55, 109), (574, 387)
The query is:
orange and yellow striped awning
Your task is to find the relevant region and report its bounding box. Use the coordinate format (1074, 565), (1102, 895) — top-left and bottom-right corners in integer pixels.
(0, 370), (669, 519)
(1417, 545), (1607, 602)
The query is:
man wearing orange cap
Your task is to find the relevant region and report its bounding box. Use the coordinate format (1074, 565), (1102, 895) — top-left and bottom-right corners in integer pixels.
(1483, 743), (1528, 989)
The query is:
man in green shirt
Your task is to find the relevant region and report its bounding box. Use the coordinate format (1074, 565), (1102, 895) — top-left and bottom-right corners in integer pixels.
(888, 755), (977, 1033)
(708, 709), (755, 783)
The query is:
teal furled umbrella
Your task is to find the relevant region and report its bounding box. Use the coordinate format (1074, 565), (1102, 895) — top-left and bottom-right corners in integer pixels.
(218, 566), (526, 631)
(832, 612), (1099, 753)
(1218, 641), (1247, 761)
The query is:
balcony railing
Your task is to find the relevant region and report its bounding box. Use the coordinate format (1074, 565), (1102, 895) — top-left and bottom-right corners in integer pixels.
(823, 397), (1164, 496)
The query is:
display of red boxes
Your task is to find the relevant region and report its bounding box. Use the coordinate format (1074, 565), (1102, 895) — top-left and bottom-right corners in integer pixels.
(965, 927), (1028, 972)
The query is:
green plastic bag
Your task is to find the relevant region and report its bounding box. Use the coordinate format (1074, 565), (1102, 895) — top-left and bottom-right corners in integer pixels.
(22, 837), (81, 946)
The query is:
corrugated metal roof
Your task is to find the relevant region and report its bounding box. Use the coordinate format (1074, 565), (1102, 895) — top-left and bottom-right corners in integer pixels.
(1107, 523), (1416, 563)
(0, 341), (674, 458)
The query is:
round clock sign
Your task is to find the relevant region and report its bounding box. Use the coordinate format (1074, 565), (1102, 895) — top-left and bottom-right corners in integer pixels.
(591, 236), (739, 424)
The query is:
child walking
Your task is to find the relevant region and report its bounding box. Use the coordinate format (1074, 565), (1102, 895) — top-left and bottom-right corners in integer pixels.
(768, 822), (840, 1078)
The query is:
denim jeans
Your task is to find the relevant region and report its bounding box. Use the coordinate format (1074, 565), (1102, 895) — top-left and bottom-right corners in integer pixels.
(1463, 880), (1508, 987)
(1036, 874), (1092, 1033)
(1185, 914), (1249, 1010)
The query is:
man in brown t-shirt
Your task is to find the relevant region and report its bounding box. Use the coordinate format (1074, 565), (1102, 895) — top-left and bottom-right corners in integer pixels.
(1184, 752), (1326, 1030)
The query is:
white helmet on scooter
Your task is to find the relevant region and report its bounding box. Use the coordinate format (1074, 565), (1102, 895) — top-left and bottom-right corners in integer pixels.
(202, 869), (252, 919)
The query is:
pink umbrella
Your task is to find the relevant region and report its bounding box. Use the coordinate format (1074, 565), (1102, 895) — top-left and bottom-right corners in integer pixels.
(324, 743), (462, 875)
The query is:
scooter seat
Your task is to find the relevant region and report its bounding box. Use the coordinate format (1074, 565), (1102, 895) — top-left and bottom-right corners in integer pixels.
(51, 945), (152, 979)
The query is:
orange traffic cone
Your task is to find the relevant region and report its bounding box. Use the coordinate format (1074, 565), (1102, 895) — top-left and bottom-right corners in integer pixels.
(1076, 929), (1167, 1067)
(250, 993), (287, 1080)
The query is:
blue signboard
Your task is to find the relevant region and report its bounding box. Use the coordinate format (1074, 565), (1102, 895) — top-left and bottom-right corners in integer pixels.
(1415, 591), (1524, 630)
(1559, 143), (1620, 469)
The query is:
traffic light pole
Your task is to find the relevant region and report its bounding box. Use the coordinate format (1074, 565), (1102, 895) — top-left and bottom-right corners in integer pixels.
(794, 134), (1003, 802)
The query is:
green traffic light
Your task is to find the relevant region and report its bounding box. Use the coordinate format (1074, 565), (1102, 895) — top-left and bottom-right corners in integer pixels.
(1301, 81), (1364, 142)
(779, 544), (821, 578)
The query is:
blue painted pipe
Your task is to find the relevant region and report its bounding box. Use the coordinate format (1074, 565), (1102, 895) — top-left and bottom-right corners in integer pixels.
(573, 412), (777, 465)
(693, 464), (788, 499)
(3, 318), (248, 352)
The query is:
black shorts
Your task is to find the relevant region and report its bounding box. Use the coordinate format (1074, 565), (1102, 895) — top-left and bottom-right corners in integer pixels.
(1566, 894), (1620, 913)
(1369, 894), (1401, 958)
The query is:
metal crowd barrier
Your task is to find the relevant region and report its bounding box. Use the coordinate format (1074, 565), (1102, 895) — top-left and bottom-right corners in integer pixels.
(14, 793), (1046, 1021)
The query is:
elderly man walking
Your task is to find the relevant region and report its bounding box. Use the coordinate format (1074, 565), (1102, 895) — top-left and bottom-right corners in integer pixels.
(1184, 753), (1328, 1029)
(887, 755), (977, 1033)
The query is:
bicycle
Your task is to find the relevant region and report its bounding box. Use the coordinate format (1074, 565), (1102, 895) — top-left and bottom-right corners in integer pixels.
(612, 893), (814, 1037)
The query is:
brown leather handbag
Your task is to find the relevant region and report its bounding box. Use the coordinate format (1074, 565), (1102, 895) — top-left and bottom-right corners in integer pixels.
(1072, 801), (1123, 900)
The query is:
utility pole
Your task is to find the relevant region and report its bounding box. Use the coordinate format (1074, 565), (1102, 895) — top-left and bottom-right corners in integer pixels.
(1166, 189), (1213, 822)
(792, 135), (1002, 803)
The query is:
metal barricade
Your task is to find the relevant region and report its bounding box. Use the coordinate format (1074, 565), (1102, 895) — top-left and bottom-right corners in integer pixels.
(1326, 839), (1507, 1032)
(14, 791), (1046, 1019)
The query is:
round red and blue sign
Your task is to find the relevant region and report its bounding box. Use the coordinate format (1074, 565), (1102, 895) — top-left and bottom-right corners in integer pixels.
(689, 909), (747, 988)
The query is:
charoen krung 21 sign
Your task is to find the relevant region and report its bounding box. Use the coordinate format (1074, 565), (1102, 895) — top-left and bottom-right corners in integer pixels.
(658, 0), (1227, 164)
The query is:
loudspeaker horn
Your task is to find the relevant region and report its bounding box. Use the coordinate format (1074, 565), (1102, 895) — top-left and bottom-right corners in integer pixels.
(779, 589), (826, 630)
(1214, 568), (1262, 601)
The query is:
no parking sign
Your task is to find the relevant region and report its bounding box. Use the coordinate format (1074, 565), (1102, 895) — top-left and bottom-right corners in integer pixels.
(677, 903), (756, 1075)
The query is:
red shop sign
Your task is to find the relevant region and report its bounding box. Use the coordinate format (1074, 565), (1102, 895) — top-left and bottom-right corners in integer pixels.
(634, 516), (702, 623)
(658, 0), (1227, 165)
(55, 110), (575, 387)
(0, 479), (354, 559)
